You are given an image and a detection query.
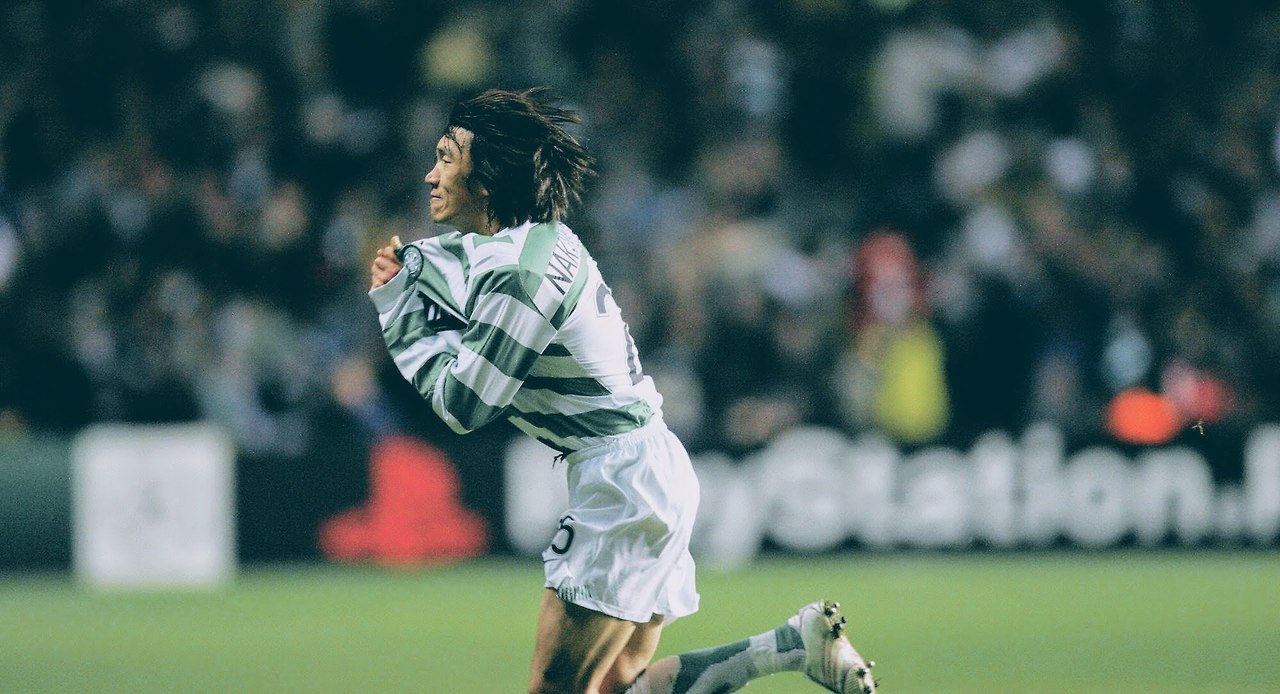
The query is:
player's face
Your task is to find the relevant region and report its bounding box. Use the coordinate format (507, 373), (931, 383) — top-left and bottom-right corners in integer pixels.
(424, 128), (491, 234)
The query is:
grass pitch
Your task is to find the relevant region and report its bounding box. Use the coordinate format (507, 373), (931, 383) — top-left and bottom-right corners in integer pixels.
(2, 551), (1277, 693)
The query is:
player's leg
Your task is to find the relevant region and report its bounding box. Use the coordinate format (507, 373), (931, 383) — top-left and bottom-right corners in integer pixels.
(599, 614), (665, 692)
(528, 588), (638, 694)
(623, 601), (877, 694)
(621, 624), (800, 694)
(533, 424), (701, 693)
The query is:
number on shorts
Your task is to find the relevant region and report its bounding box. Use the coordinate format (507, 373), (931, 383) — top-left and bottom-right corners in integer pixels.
(550, 514), (575, 555)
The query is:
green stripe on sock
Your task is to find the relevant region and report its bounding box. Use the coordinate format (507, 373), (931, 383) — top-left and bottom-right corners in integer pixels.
(673, 639), (753, 693)
(775, 623), (804, 654)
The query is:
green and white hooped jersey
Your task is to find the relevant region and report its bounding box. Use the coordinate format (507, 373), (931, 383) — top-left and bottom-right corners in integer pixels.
(369, 221), (661, 453)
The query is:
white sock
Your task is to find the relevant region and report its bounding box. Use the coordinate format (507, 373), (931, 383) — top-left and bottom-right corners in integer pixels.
(625, 625), (805, 694)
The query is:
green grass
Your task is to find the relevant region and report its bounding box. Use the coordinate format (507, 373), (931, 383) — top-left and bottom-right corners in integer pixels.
(2, 552), (1277, 693)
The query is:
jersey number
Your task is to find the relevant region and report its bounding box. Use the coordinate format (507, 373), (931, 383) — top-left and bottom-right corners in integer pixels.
(594, 283), (644, 385)
(550, 514), (575, 555)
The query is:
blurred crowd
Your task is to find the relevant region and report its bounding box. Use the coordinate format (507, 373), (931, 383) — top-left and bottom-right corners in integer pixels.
(3, 0), (1280, 463)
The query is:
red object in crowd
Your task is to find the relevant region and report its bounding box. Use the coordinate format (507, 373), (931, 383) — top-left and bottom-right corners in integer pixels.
(1161, 360), (1235, 424)
(850, 229), (928, 331)
(319, 435), (488, 567)
(1106, 387), (1183, 445)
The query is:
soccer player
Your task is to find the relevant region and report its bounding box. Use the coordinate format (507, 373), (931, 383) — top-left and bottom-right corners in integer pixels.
(368, 88), (877, 694)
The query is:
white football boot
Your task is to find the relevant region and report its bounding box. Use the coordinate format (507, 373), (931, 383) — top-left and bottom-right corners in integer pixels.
(788, 600), (878, 693)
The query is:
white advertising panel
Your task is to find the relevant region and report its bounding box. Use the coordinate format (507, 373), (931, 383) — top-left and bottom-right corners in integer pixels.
(73, 423), (235, 588)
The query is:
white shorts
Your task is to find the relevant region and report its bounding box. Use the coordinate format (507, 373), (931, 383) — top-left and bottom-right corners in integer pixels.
(542, 419), (700, 623)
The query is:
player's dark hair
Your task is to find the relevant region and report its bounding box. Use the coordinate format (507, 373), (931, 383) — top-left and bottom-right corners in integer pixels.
(445, 88), (594, 229)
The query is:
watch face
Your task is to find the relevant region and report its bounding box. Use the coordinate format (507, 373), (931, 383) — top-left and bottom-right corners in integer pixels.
(400, 244), (423, 283)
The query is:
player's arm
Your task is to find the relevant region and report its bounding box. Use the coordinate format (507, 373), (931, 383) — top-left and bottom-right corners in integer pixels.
(427, 265), (557, 435)
(368, 236), (463, 404)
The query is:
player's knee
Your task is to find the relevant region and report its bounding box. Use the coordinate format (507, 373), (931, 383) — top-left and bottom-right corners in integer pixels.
(528, 661), (600, 694)
(527, 678), (604, 694)
(600, 653), (647, 693)
(526, 673), (565, 694)
(526, 674), (555, 694)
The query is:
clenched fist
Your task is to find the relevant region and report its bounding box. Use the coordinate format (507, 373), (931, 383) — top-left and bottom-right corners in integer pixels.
(370, 235), (404, 290)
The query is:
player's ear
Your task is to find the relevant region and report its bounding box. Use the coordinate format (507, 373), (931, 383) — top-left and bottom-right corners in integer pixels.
(463, 172), (489, 197)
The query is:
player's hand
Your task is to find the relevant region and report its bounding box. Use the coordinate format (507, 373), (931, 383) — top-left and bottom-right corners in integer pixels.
(370, 235), (404, 290)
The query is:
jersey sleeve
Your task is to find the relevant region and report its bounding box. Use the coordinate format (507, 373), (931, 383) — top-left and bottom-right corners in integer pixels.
(368, 262), (464, 405)
(428, 265), (558, 434)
